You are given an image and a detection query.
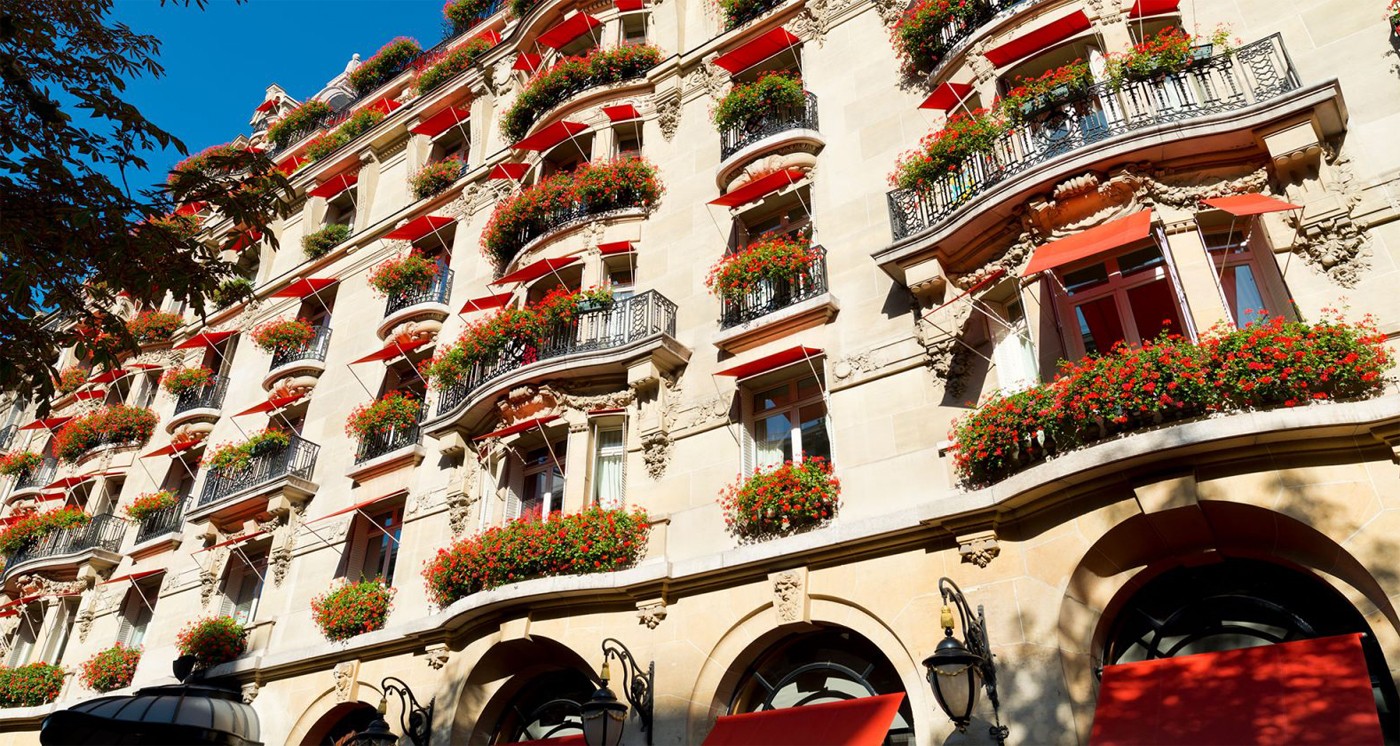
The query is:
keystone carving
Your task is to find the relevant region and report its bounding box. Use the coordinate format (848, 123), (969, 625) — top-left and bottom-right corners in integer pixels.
(425, 644), (450, 670)
(333, 661), (358, 702)
(242, 683), (262, 703)
(637, 600), (667, 629)
(771, 568), (808, 624)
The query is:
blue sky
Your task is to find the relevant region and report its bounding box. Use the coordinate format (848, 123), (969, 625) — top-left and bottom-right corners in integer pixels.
(109, 0), (450, 191)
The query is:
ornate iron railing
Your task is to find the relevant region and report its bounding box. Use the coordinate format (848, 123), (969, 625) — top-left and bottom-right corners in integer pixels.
(4, 514), (127, 580)
(13, 458), (57, 492)
(726, 0), (788, 29)
(354, 404), (427, 464)
(436, 290), (678, 416)
(720, 92), (819, 161)
(197, 436), (320, 509)
(505, 201), (647, 268)
(886, 35), (1301, 241)
(270, 325), (333, 369)
(134, 499), (186, 543)
(384, 269), (454, 317)
(910, 0), (1035, 71)
(174, 376), (228, 415)
(720, 247), (829, 328)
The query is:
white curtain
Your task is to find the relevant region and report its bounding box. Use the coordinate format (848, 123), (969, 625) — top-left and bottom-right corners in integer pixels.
(593, 427), (625, 508)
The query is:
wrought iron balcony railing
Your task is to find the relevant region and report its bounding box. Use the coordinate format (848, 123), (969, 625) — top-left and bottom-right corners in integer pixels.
(133, 499), (186, 544)
(726, 0), (787, 29)
(4, 513), (127, 580)
(385, 269), (454, 317)
(720, 247), (829, 328)
(720, 92), (819, 161)
(197, 436), (320, 509)
(13, 458), (57, 493)
(436, 290), (678, 416)
(270, 325), (333, 369)
(886, 34), (1301, 241)
(174, 376), (228, 416)
(911, 0), (1035, 71)
(354, 405), (427, 464)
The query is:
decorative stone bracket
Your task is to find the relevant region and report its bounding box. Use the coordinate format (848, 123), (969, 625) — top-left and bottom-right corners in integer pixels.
(956, 530), (1001, 568)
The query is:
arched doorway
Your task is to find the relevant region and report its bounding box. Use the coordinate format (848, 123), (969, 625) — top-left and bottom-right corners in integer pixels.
(299, 702), (381, 746)
(488, 668), (596, 744)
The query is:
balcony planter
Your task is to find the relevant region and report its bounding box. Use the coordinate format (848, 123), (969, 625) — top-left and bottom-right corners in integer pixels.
(0, 664), (66, 707)
(80, 644), (141, 693)
(416, 37), (495, 94)
(265, 99), (334, 150)
(176, 616), (247, 670)
(211, 277), (252, 309)
(0, 508), (90, 557)
(718, 0), (786, 29)
(124, 490), (179, 523)
(52, 406), (158, 464)
(304, 109), (386, 164)
(410, 157), (465, 200)
(302, 223), (351, 260)
(126, 310), (183, 347)
(443, 0), (498, 33)
(56, 365), (86, 396)
(893, 0), (984, 72)
(714, 72), (805, 132)
(204, 429), (291, 471)
(721, 457), (840, 541)
(311, 579), (394, 642)
(0, 451), (41, 479)
(889, 109), (1004, 192)
(348, 392), (424, 467)
(422, 507), (650, 606)
(348, 37), (422, 96)
(500, 45), (663, 143)
(168, 143), (242, 185)
(370, 252), (441, 299)
(705, 235), (820, 301)
(1105, 27), (1234, 88)
(251, 318), (317, 356)
(1003, 61), (1093, 122)
(161, 366), (214, 397)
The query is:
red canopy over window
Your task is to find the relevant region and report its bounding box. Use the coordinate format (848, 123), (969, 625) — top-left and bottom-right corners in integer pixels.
(919, 81), (975, 110)
(412, 107), (472, 137)
(1201, 194), (1303, 216)
(489, 163), (530, 180)
(352, 337), (430, 364)
(715, 345), (824, 379)
(174, 330), (236, 350)
(102, 568), (167, 585)
(598, 240), (634, 255)
(226, 229), (263, 253)
(984, 10), (1091, 67)
(20, 416), (72, 431)
(385, 214), (455, 241)
(86, 368), (128, 385)
(360, 97), (403, 116)
(142, 439), (204, 459)
(1128, 0), (1180, 18)
(277, 154), (308, 175)
(490, 256), (580, 286)
(513, 120), (590, 152)
(709, 168), (805, 208)
(712, 28), (801, 74)
(1091, 633), (1383, 745)
(175, 201), (206, 216)
(602, 104), (642, 122)
(538, 12), (602, 49)
(255, 99), (278, 113)
(1022, 210), (1154, 276)
(473, 415), (560, 441)
(306, 491), (402, 524)
(271, 278), (337, 299)
(702, 694), (905, 746)
(308, 172), (359, 199)
(514, 53), (543, 72)
(460, 292), (514, 313)
(72, 389), (104, 401)
(233, 394), (304, 417)
(198, 530), (268, 553)
(616, 0), (645, 10)
(45, 474), (100, 491)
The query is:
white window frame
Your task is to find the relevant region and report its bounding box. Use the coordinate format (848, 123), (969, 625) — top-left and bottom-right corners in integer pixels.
(744, 372), (830, 473)
(1196, 220), (1288, 328)
(590, 419), (626, 508)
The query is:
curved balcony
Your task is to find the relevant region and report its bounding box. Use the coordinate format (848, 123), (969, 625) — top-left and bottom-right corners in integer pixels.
(9, 458), (57, 502)
(720, 92), (821, 164)
(133, 499), (186, 545)
(725, 0), (788, 29)
(910, 0), (1035, 73)
(168, 376), (228, 433)
(378, 270), (454, 339)
(190, 436), (319, 526)
(715, 247), (837, 352)
(3, 513), (126, 585)
(264, 325), (332, 390)
(886, 35), (1302, 243)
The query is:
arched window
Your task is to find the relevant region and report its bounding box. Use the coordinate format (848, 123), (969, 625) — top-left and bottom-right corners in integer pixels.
(491, 669), (596, 744)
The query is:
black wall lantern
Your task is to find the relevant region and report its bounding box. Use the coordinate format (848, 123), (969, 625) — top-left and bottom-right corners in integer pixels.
(921, 577), (1009, 746)
(579, 638), (654, 746)
(356, 676), (433, 746)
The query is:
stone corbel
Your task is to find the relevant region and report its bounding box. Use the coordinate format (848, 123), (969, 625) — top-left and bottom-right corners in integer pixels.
(957, 530), (1000, 568)
(903, 254), (948, 304)
(423, 643), (451, 670)
(636, 599), (667, 629)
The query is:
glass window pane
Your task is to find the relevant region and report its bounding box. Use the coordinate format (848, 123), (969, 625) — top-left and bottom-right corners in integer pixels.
(1116, 244), (1165, 275)
(1074, 296), (1125, 355)
(1221, 264), (1268, 327)
(1062, 264), (1108, 294)
(796, 376), (821, 400)
(797, 404), (830, 462)
(757, 412), (793, 468)
(593, 427), (625, 508)
(1126, 278), (1183, 343)
(755, 385), (790, 413)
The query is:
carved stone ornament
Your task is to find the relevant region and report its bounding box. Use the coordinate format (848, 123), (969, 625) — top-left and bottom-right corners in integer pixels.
(870, 0), (903, 26)
(957, 531), (1000, 568)
(915, 301), (974, 396)
(771, 568), (808, 624)
(333, 661), (358, 703)
(242, 682), (261, 704)
(686, 61), (728, 101)
(425, 644), (450, 670)
(655, 89), (681, 141)
(788, 5), (826, 45)
(1293, 213), (1370, 287)
(199, 548), (229, 608)
(637, 600), (667, 629)
(830, 352), (877, 383)
(641, 432), (672, 480)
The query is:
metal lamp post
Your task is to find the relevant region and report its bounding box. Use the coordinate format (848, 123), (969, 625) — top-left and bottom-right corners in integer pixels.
(579, 638), (654, 746)
(367, 676), (432, 746)
(921, 577), (1009, 746)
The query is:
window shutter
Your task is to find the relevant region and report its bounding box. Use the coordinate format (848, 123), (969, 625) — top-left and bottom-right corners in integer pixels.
(342, 517), (369, 581)
(504, 484), (521, 521)
(740, 421), (754, 477)
(115, 592), (136, 646)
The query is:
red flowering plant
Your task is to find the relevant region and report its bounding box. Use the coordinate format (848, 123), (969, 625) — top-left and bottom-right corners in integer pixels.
(168, 142), (243, 185)
(265, 99), (334, 149)
(0, 508), (90, 557)
(0, 663), (67, 706)
(720, 457), (840, 541)
(251, 317), (317, 355)
(713, 71), (805, 131)
(1001, 60), (1094, 122)
(715, 0), (782, 29)
(160, 366), (214, 396)
(1103, 27), (1197, 87)
(125, 310), (184, 345)
(302, 223), (352, 259)
(481, 158), (662, 267)
(79, 644), (141, 693)
(124, 491), (179, 523)
(422, 507), (650, 606)
(444, 0), (498, 31)
(56, 365), (87, 396)
(310, 579), (395, 642)
(1391, 0), (1400, 30)
(0, 451), (41, 478)
(203, 428), (291, 471)
(416, 37), (495, 94)
(410, 157), (465, 200)
(304, 108), (387, 162)
(368, 252), (441, 298)
(349, 37), (423, 96)
(500, 45), (662, 142)
(176, 616), (247, 670)
(1211, 313), (1391, 409)
(890, 108), (1005, 191)
(705, 234), (820, 300)
(346, 391), (422, 440)
(892, 0), (983, 71)
(52, 405), (159, 463)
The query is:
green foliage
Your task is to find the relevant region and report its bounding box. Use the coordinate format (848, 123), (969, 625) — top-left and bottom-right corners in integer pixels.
(212, 277), (253, 308)
(304, 109), (386, 163)
(311, 580), (394, 642)
(501, 45), (662, 143)
(712, 72), (805, 130)
(0, 663), (67, 707)
(265, 99), (333, 149)
(721, 458), (840, 540)
(203, 428), (291, 471)
(176, 617), (247, 670)
(301, 223), (351, 259)
(348, 37), (422, 96)
(416, 38), (494, 94)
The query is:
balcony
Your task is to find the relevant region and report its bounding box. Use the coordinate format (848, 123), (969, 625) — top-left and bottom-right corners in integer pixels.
(3, 513), (126, 584)
(886, 35), (1302, 242)
(355, 409), (425, 466)
(379, 269), (454, 339)
(133, 499), (186, 545)
(169, 376), (228, 433)
(715, 247), (837, 352)
(191, 436), (319, 526)
(10, 458), (57, 501)
(910, 0), (1034, 72)
(432, 291), (686, 425)
(721, 92), (820, 162)
(725, 0), (787, 29)
(264, 325), (332, 391)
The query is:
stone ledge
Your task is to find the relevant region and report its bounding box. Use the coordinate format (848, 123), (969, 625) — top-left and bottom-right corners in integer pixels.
(713, 292), (840, 353)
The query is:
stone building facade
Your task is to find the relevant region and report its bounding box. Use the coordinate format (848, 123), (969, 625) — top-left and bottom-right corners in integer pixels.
(1, 0), (1399, 743)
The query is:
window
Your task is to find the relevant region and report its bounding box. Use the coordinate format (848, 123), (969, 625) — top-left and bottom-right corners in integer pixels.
(325, 188), (356, 229)
(749, 374), (830, 470)
(116, 581), (159, 647)
(41, 598), (79, 665)
(619, 14), (647, 45)
(604, 258), (635, 300)
(220, 547), (267, 625)
(104, 373), (133, 407)
(732, 186), (811, 252)
(430, 127), (470, 165)
(555, 32), (599, 59)
(1052, 238), (1188, 357)
(6, 604), (42, 667)
(202, 335), (239, 379)
(591, 422), (625, 508)
(541, 134), (593, 178)
(613, 127), (642, 159)
(988, 297), (1038, 391)
(341, 504), (403, 583)
(134, 371), (159, 409)
(1200, 226), (1288, 328)
(518, 439), (567, 519)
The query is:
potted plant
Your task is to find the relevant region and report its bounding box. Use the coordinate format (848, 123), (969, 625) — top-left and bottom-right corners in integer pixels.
(705, 234), (819, 300)
(889, 108), (1005, 192)
(203, 428), (292, 471)
(0, 663), (67, 706)
(310, 579), (395, 642)
(348, 37), (422, 96)
(304, 108), (387, 162)
(0, 508), (91, 557)
(409, 157), (465, 200)
(125, 310), (184, 345)
(500, 45), (662, 142)
(52, 405), (159, 463)
(415, 37), (495, 94)
(443, 0), (497, 33)
(346, 391), (421, 441)
(79, 644), (142, 693)
(893, 0), (984, 71)
(302, 223), (352, 260)
(212, 277), (253, 309)
(160, 366), (214, 396)
(0, 451), (41, 478)
(56, 365), (87, 396)
(124, 490), (179, 522)
(368, 252), (441, 298)
(1002, 61), (1094, 122)
(712, 72), (805, 131)
(251, 317), (317, 356)
(265, 99), (333, 149)
(176, 616), (247, 670)
(720, 457), (840, 540)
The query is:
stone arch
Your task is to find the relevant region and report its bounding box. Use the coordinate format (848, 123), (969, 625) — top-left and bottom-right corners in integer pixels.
(452, 634), (598, 745)
(284, 683), (385, 746)
(685, 595), (937, 746)
(1057, 499), (1400, 743)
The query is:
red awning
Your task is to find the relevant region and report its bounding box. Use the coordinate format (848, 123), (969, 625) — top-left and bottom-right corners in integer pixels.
(984, 10), (1092, 67)
(919, 81), (975, 110)
(306, 491), (402, 524)
(616, 0), (644, 10)
(513, 120), (590, 152)
(199, 530), (268, 553)
(538, 12), (601, 49)
(175, 201), (206, 216)
(1091, 633), (1383, 745)
(226, 229), (263, 253)
(360, 97), (403, 116)
(271, 278), (337, 299)
(174, 330), (237, 350)
(491, 256), (580, 286)
(142, 439), (204, 459)
(86, 368), (128, 385)
(716, 345), (824, 379)
(21, 417), (72, 431)
(602, 104), (641, 122)
(702, 694), (905, 746)
(473, 415), (561, 441)
(44, 473), (109, 491)
(277, 154), (308, 175)
(33, 492), (67, 502)
(102, 568), (167, 586)
(474, 29), (502, 46)
(490, 163), (530, 180)
(412, 107), (472, 137)
(514, 736), (585, 746)
(1128, 0), (1180, 18)
(713, 28), (801, 74)
(255, 99), (277, 113)
(352, 337), (430, 364)
(233, 394), (304, 417)
(385, 214), (455, 241)
(461, 292), (514, 313)
(1201, 194), (1303, 217)
(598, 240), (634, 256)
(308, 172), (359, 199)
(72, 389), (105, 401)
(709, 168), (805, 208)
(1022, 210), (1154, 276)
(513, 53), (543, 72)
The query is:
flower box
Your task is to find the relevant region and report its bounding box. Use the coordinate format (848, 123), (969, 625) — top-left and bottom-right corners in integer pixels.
(889, 109), (1005, 192)
(349, 37), (422, 96)
(124, 490), (178, 522)
(126, 310), (184, 345)
(892, 0), (983, 71)
(0, 508), (90, 557)
(416, 37), (495, 94)
(0, 451), (41, 478)
(368, 252), (441, 298)
(346, 391), (421, 440)
(266, 99), (333, 149)
(56, 365), (86, 396)
(712, 72), (805, 132)
(52, 405), (159, 463)
(212, 277), (252, 309)
(443, 0), (497, 32)
(168, 143), (243, 185)
(500, 45), (662, 143)
(203, 428), (291, 471)
(251, 318), (317, 356)
(0, 663), (66, 707)
(304, 109), (387, 163)
(721, 457), (840, 541)
(80, 644), (141, 693)
(302, 223), (352, 260)
(410, 158), (465, 200)
(311, 579), (394, 642)
(176, 616), (247, 670)
(160, 366), (214, 396)
(705, 235), (820, 300)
